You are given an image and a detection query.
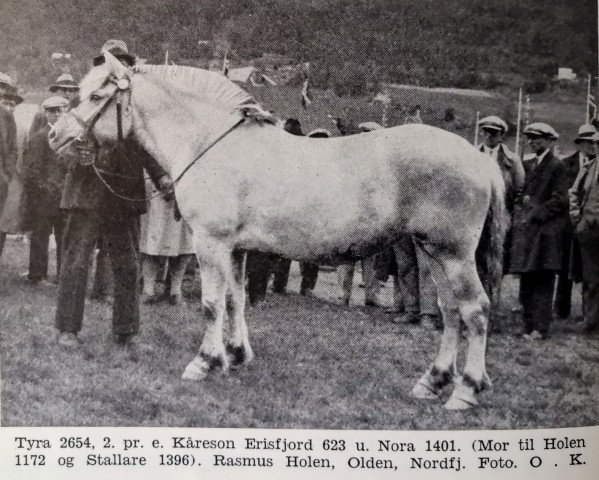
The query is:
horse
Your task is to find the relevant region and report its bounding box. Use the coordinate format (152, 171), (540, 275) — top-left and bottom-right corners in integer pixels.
(48, 51), (508, 410)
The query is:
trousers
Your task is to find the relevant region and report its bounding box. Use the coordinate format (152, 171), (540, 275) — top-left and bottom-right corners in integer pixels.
(554, 272), (573, 319)
(55, 210), (140, 335)
(337, 255), (381, 305)
(393, 237), (440, 315)
(519, 270), (556, 335)
(28, 211), (65, 281)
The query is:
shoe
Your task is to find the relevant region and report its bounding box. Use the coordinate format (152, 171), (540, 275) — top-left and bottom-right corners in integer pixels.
(523, 330), (545, 341)
(114, 333), (154, 354)
(421, 314), (443, 331)
(168, 293), (186, 306)
(141, 292), (163, 304)
(300, 288), (315, 297)
(392, 312), (420, 325)
(56, 331), (80, 349)
(385, 306), (404, 314)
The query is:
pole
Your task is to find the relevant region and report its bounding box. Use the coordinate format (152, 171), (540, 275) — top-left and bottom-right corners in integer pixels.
(586, 73), (591, 123)
(515, 87), (523, 156)
(164, 50), (169, 65)
(473, 111), (480, 146)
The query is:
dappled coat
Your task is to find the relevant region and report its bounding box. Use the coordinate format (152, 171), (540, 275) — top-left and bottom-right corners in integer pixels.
(60, 138), (167, 219)
(510, 151), (569, 273)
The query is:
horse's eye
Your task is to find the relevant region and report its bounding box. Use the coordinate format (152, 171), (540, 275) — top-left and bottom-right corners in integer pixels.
(90, 93), (103, 101)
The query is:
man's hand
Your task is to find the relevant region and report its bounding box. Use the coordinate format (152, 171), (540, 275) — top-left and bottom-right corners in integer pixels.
(158, 175), (175, 201)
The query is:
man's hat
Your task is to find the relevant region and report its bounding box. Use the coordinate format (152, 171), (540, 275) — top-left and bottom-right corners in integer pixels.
(49, 73), (79, 92)
(0, 90), (24, 105)
(307, 128), (332, 138)
(93, 39), (136, 67)
(574, 124), (596, 143)
(524, 122), (559, 140)
(42, 96), (69, 110)
(478, 115), (508, 134)
(0, 72), (18, 95)
(358, 121), (384, 132)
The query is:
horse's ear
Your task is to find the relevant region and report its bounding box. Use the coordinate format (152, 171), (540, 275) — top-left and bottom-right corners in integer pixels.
(103, 49), (129, 79)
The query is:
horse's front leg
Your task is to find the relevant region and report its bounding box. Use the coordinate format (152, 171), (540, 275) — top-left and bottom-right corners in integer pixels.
(182, 238), (231, 380)
(226, 250), (254, 367)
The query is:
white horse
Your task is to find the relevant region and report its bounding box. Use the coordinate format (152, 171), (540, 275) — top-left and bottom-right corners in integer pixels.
(49, 51), (508, 409)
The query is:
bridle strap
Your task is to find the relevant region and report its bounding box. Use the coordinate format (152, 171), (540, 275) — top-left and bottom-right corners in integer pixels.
(116, 102), (124, 142)
(172, 116), (246, 185)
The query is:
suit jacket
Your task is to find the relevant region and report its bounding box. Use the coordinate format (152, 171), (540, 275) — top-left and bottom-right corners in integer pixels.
(60, 138), (167, 219)
(23, 125), (67, 219)
(569, 158), (599, 282)
(509, 151), (569, 273)
(479, 143), (524, 212)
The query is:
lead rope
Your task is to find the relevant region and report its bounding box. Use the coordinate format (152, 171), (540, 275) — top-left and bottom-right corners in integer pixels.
(90, 116), (247, 203)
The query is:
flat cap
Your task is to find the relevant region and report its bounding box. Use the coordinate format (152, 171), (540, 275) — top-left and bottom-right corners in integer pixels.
(524, 122), (559, 140)
(478, 115), (508, 133)
(42, 96), (69, 109)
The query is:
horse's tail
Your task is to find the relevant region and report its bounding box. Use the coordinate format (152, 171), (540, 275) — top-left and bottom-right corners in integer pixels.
(477, 167), (509, 317)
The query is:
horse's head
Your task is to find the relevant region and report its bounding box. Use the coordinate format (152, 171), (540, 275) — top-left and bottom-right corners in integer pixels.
(49, 50), (134, 155)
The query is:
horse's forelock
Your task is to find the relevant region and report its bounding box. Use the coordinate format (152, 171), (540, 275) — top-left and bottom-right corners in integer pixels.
(79, 65), (112, 100)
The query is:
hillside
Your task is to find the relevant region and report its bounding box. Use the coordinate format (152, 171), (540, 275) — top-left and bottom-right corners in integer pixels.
(1, 0), (596, 90)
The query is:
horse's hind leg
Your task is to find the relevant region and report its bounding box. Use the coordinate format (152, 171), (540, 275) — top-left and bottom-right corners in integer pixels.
(182, 236), (231, 380)
(437, 252), (491, 409)
(226, 250), (254, 367)
(410, 244), (460, 400)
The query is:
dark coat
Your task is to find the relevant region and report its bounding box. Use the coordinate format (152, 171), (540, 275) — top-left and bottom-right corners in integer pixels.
(60, 138), (167, 219)
(559, 152), (583, 272)
(569, 159), (599, 283)
(479, 144), (524, 213)
(0, 107), (17, 183)
(0, 107), (17, 215)
(509, 151), (569, 273)
(23, 125), (67, 221)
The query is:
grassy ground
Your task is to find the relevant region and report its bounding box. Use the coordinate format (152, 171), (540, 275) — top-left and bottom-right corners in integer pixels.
(1, 238), (597, 429)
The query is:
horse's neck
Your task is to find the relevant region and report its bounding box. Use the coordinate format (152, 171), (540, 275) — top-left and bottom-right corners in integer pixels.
(133, 96), (239, 180)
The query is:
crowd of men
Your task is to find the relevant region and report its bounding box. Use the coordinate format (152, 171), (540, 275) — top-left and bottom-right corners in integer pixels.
(0, 39), (597, 360)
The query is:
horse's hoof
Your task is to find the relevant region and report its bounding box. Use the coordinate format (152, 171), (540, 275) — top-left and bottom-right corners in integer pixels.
(181, 359), (209, 380)
(444, 390), (478, 410)
(411, 381), (438, 400)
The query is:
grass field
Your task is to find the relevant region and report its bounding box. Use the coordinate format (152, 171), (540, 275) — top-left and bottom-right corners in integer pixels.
(1, 238), (598, 429)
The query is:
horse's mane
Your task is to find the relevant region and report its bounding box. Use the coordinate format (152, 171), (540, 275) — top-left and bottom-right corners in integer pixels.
(133, 64), (277, 124)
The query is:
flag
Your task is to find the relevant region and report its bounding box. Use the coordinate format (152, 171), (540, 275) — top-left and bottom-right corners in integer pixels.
(588, 91), (597, 122)
(301, 76), (312, 109)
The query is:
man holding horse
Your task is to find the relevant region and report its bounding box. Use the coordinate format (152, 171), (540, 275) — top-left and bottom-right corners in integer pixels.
(54, 40), (174, 356)
(510, 122), (568, 340)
